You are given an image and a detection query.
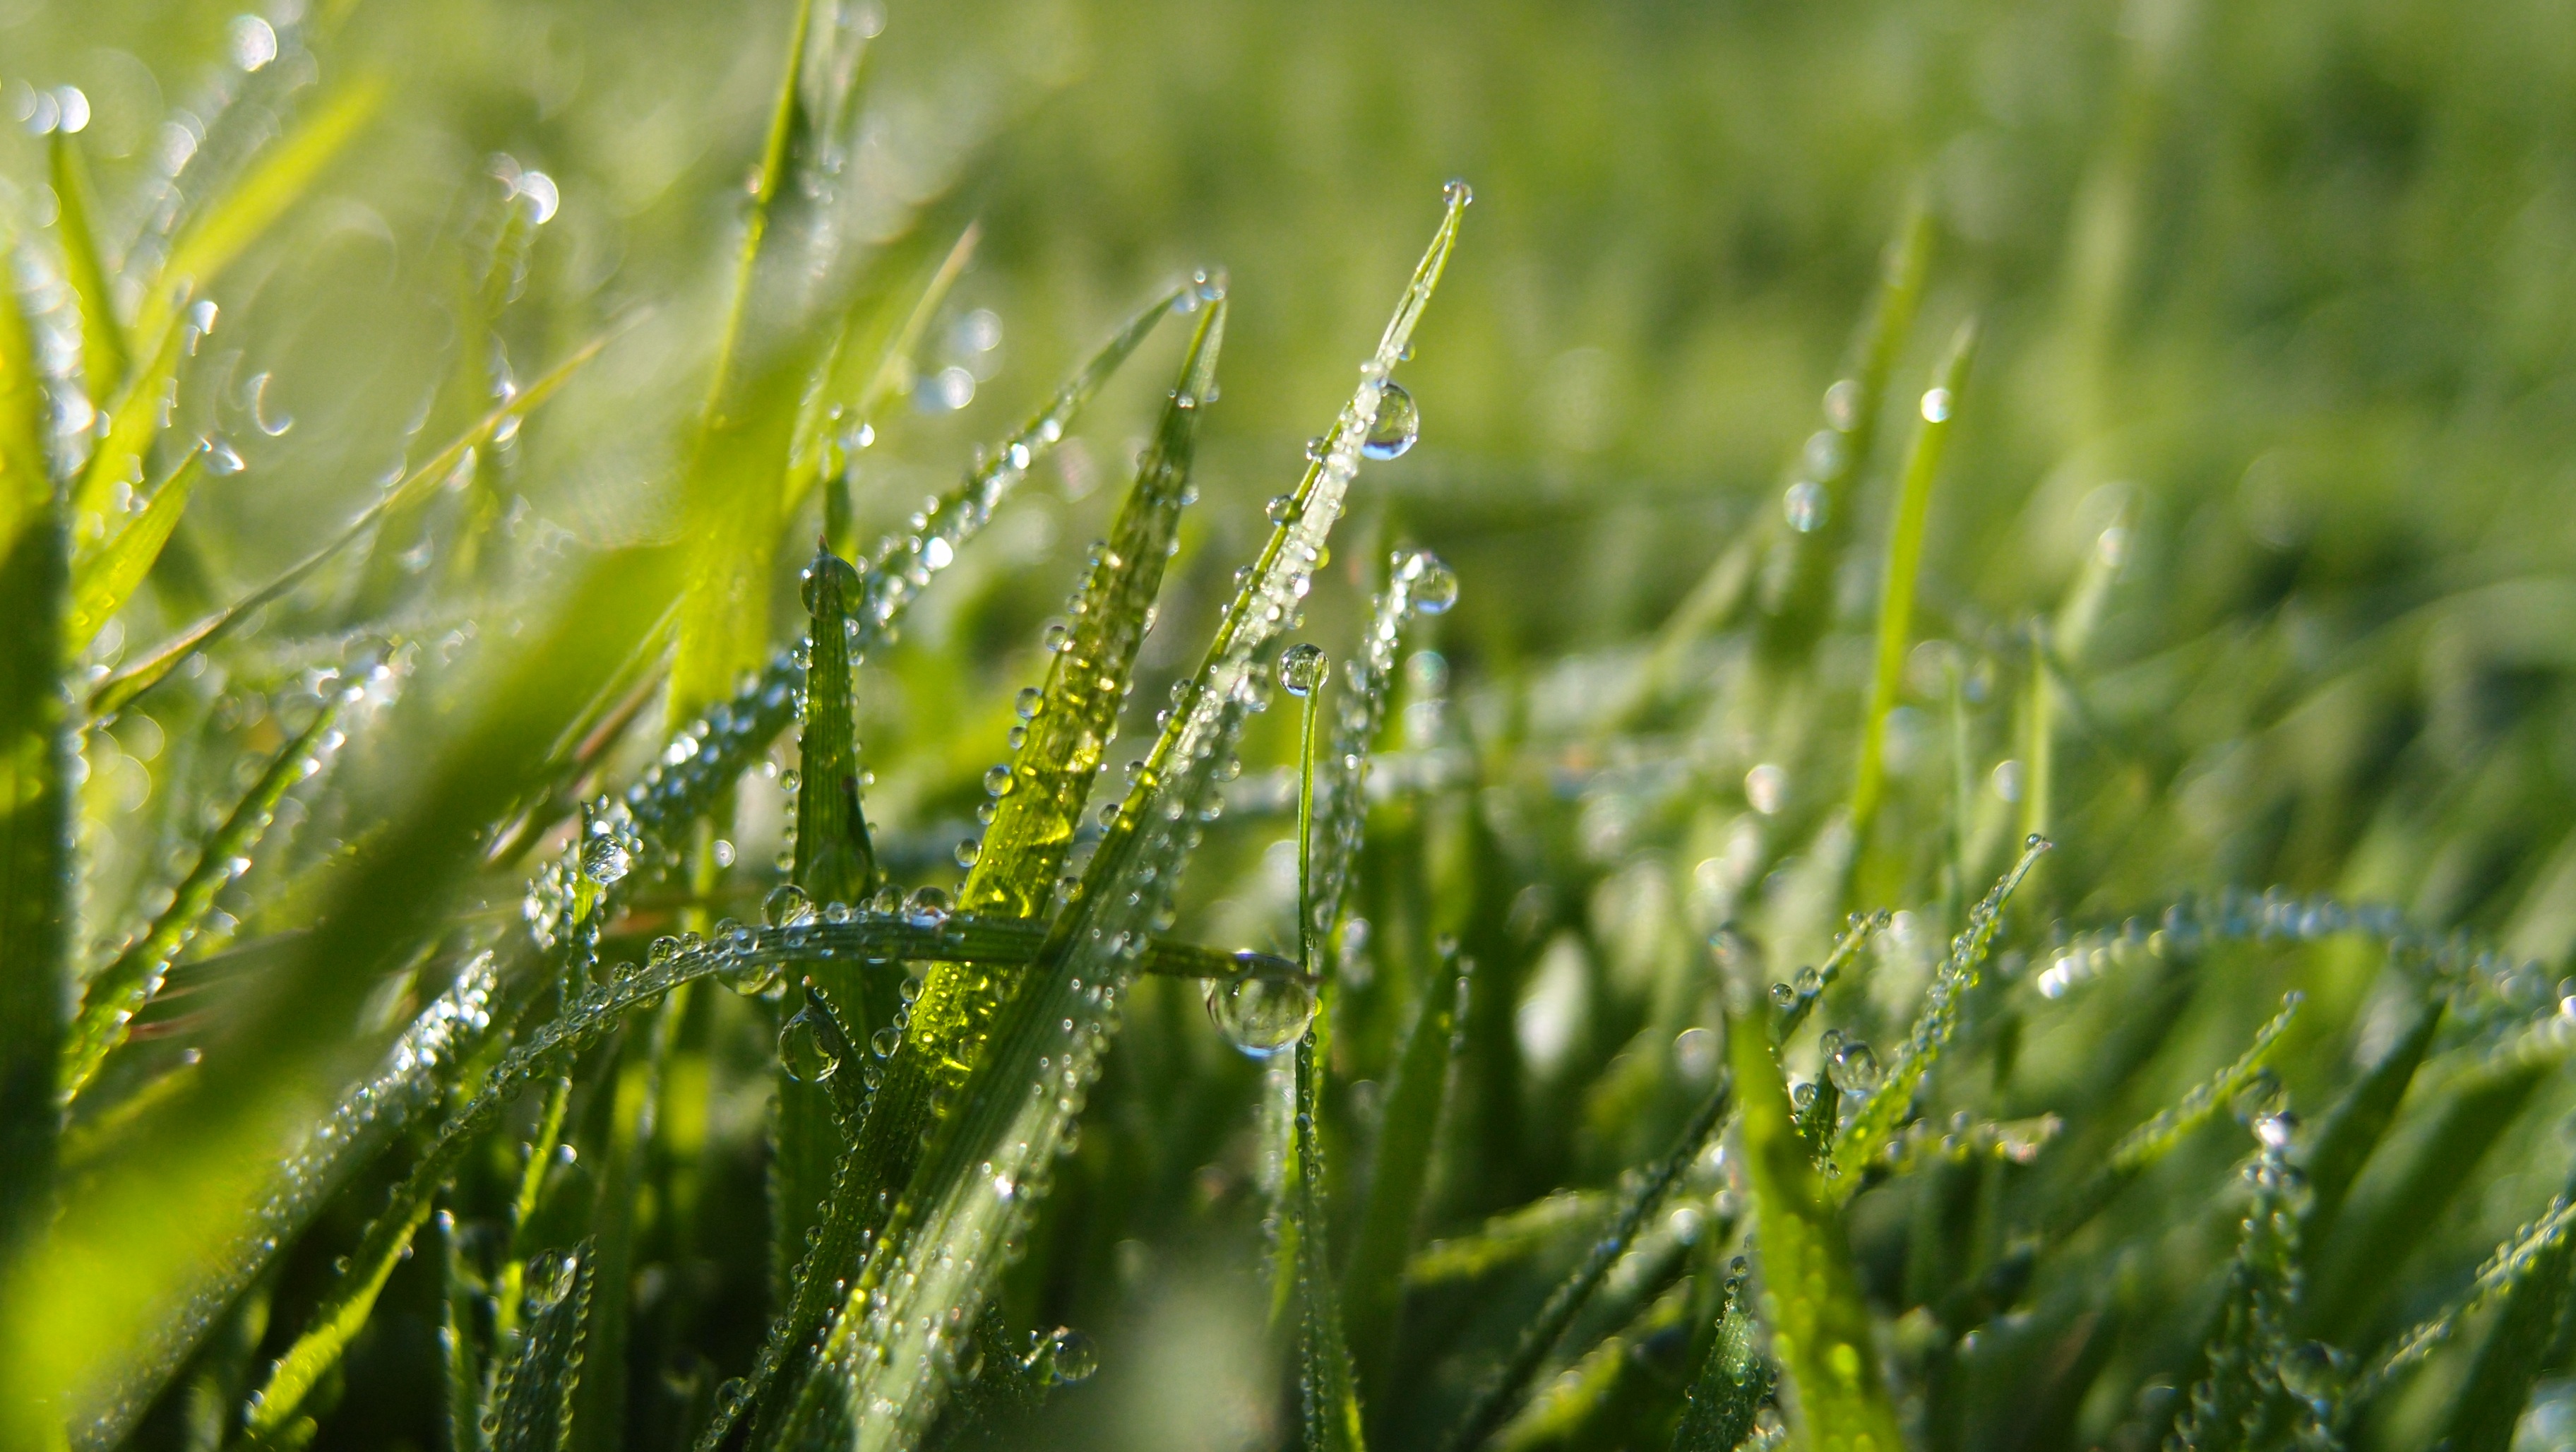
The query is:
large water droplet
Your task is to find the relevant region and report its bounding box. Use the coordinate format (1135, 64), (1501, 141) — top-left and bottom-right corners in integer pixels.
(1361, 382), (1420, 461)
(905, 886), (953, 926)
(581, 838), (631, 885)
(1039, 1326), (1097, 1384)
(1205, 975), (1317, 1057)
(1277, 643), (1329, 697)
(1443, 178), (1474, 208)
(780, 1009), (837, 1083)
(1784, 480), (1827, 533)
(1408, 553), (1459, 614)
(802, 551), (861, 615)
(1264, 494), (1297, 525)
(984, 765), (1015, 797)
(1827, 1040), (1880, 1095)
(764, 883), (814, 927)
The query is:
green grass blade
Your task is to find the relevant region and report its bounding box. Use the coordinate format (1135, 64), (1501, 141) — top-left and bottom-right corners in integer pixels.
(1719, 972), (1904, 1452)
(2358, 1187), (2576, 1409)
(1311, 549), (1448, 951)
(1344, 943), (1469, 1405)
(133, 83), (383, 352)
(49, 133), (128, 398)
(703, 0), (816, 412)
(2300, 992), (2444, 1249)
(61, 683), (346, 1102)
(2046, 993), (2303, 1240)
(1850, 320), (1977, 841)
(436, 1210), (484, 1452)
(1406, 1191), (1616, 1287)
(777, 186), (1464, 1452)
(489, 1242), (595, 1452)
(68, 451), (203, 649)
(1296, 1033), (1367, 1452)
(89, 333), (609, 719)
(571, 998), (678, 1452)
(1669, 1270), (1773, 1452)
(789, 223), (980, 531)
(1438, 1085), (1732, 1452)
(1832, 837), (2049, 1185)
(0, 491), (70, 1262)
(67, 316), (182, 542)
(2438, 1163), (2576, 1452)
(1770, 910), (1890, 1046)
(2166, 1135), (2309, 1452)
(0, 266), (43, 545)
(1758, 194), (1933, 668)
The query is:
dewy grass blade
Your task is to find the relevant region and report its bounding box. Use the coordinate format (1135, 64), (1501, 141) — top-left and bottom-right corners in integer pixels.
(2166, 1131), (2310, 1452)
(67, 450), (203, 650)
(703, 0), (816, 415)
(1669, 1268), (1772, 1452)
(2435, 1162), (2576, 1452)
(88, 332), (611, 719)
(1311, 549), (1451, 951)
(789, 223), (980, 531)
(60, 682), (350, 1102)
(49, 132), (128, 398)
(1832, 837), (2048, 1186)
(0, 487), (71, 1264)
(1343, 942), (1469, 1406)
(2299, 992), (2443, 1248)
(1850, 321), (1977, 843)
(68, 316), (183, 544)
(1718, 972), (1904, 1452)
(487, 1242), (595, 1452)
(775, 185), (1464, 1452)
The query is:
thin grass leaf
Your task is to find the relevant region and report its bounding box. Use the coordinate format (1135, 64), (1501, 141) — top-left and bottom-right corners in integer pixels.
(1344, 941), (1469, 1404)
(2298, 993), (2443, 1249)
(1310, 548), (1453, 949)
(1851, 320), (1977, 841)
(69, 316), (184, 542)
(1437, 1083), (1732, 1452)
(1718, 967), (1904, 1452)
(1758, 194), (1933, 668)
(1296, 1030), (1367, 1452)
(1670, 1269), (1773, 1452)
(0, 487), (70, 1262)
(488, 1242), (595, 1452)
(60, 681), (347, 1101)
(436, 1210), (483, 1452)
(49, 132), (128, 397)
(1832, 837), (2049, 1185)
(1770, 910), (1890, 1046)
(89, 333), (610, 718)
(68, 450), (203, 649)
(775, 186), (1465, 1452)
(571, 995), (679, 1452)
(1406, 1191), (1616, 1287)
(2166, 1135), (2310, 1452)
(703, 0), (816, 412)
(132, 83), (384, 353)
(2435, 1161), (2576, 1452)
(2046, 993), (2303, 1240)
(2356, 1190), (2576, 1404)
(789, 223), (979, 531)
(0, 263), (44, 537)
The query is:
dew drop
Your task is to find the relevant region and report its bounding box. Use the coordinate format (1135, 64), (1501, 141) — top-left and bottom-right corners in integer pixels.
(581, 838), (631, 885)
(1204, 975), (1317, 1057)
(905, 886), (952, 925)
(1784, 480), (1827, 533)
(1827, 1040), (1880, 1095)
(779, 1010), (837, 1083)
(955, 838), (982, 868)
(1277, 643), (1328, 697)
(1361, 382), (1420, 461)
(984, 765), (1015, 797)
(764, 883), (813, 927)
(1040, 1326), (1098, 1384)
(1443, 177), (1474, 208)
(1920, 387), (1953, 423)
(1408, 552), (1459, 614)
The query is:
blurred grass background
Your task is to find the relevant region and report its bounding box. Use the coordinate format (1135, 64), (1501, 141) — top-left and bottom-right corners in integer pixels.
(14, 0), (2576, 1447)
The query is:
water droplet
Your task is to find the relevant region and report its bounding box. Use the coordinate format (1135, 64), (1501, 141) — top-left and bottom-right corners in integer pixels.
(871, 1025), (900, 1057)
(764, 883), (813, 927)
(1408, 553), (1459, 614)
(780, 1010), (837, 1083)
(1040, 1326), (1097, 1384)
(205, 439), (246, 476)
(581, 838), (631, 885)
(955, 838), (982, 868)
(1784, 480), (1827, 533)
(2230, 1069), (2284, 1125)
(1277, 643), (1328, 697)
(1265, 494), (1296, 525)
(1744, 763), (1787, 815)
(1443, 178), (1474, 208)
(648, 936), (681, 965)
(1770, 982), (1796, 1008)
(984, 765), (1015, 797)
(803, 551), (860, 615)
(1827, 1040), (1880, 1095)
(1015, 687), (1044, 720)
(229, 14), (278, 71)
(905, 886), (952, 925)
(1920, 387), (1953, 423)
(1361, 381), (1420, 461)
(1823, 378), (1859, 431)
(1205, 975), (1317, 1057)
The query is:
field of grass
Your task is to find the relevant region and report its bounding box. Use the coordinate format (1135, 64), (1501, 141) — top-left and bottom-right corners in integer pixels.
(8, 1), (2576, 1450)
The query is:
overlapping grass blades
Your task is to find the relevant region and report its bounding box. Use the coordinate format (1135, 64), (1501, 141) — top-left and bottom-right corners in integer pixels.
(773, 185), (1463, 1452)
(1669, 1269), (1772, 1452)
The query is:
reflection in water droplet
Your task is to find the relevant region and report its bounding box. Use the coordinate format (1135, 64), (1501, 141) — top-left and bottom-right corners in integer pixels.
(1744, 763), (1787, 815)
(1039, 1326), (1097, 1384)
(1823, 378), (1859, 431)
(1277, 643), (1328, 697)
(763, 883), (813, 927)
(1205, 975), (1317, 1057)
(581, 838), (631, 884)
(1265, 494), (1296, 525)
(1361, 381), (1421, 460)
(779, 1009), (836, 1083)
(1784, 480), (1827, 533)
(1827, 1040), (1880, 1094)
(1408, 553), (1459, 614)
(1443, 178), (1474, 208)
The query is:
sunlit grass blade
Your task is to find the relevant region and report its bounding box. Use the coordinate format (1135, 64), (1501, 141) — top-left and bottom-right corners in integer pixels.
(1757, 193), (1933, 668)
(68, 317), (184, 542)
(2298, 992), (2443, 1248)
(1832, 837), (2048, 1185)
(1406, 1191), (1616, 1287)
(49, 132), (128, 397)
(789, 223), (980, 533)
(0, 492), (70, 1263)
(60, 681), (347, 1102)
(67, 450), (203, 649)
(703, 0), (816, 410)
(0, 264), (43, 533)
(2166, 1133), (2310, 1452)
(2046, 992), (2302, 1240)
(1669, 1269), (1772, 1452)
(1769, 910), (1890, 1045)
(1437, 1083), (1731, 1452)
(1295, 1032), (1366, 1452)
(2435, 1162), (2576, 1452)
(488, 1242), (595, 1452)
(89, 332), (609, 718)
(1344, 942), (1469, 1406)
(131, 83), (384, 352)
(1310, 549), (1450, 949)
(776, 185), (1465, 1452)
(1850, 320), (1976, 844)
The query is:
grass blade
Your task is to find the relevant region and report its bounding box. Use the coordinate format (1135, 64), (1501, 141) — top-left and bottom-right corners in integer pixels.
(1311, 549), (1451, 951)
(1669, 1268), (1773, 1452)
(0, 261), (44, 535)
(49, 132), (128, 398)
(489, 1242), (595, 1452)
(790, 223), (980, 535)
(778, 186), (1465, 1452)
(1850, 320), (1977, 843)
(68, 316), (184, 541)
(68, 451), (203, 649)
(1832, 837), (2049, 1186)
(0, 492), (70, 1261)
(1295, 1033), (1367, 1452)
(2166, 1133), (2309, 1452)
(88, 333), (610, 719)
(1718, 968), (1904, 1452)
(2437, 1162), (2576, 1452)
(2358, 1190), (2576, 1404)
(2298, 992), (2443, 1249)
(60, 682), (347, 1102)
(1344, 942), (1469, 1406)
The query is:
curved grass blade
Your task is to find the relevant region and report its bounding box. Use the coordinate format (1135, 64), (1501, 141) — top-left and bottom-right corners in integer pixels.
(68, 450), (203, 649)
(775, 186), (1466, 1452)
(131, 83), (383, 353)
(2166, 1135), (2310, 1452)
(2356, 1189), (2576, 1405)
(2045, 992), (2303, 1241)
(89, 333), (609, 719)
(1670, 1269), (1772, 1452)
(1344, 941), (1469, 1405)
(2299, 992), (2444, 1249)
(1406, 1191), (1616, 1287)
(1850, 320), (1976, 843)
(1437, 1084), (1733, 1452)
(60, 682), (347, 1102)
(1717, 977), (1902, 1452)
(49, 132), (128, 397)
(0, 494), (71, 1262)
(489, 1242), (595, 1452)
(1832, 837), (2048, 1186)
(2435, 1162), (2576, 1452)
